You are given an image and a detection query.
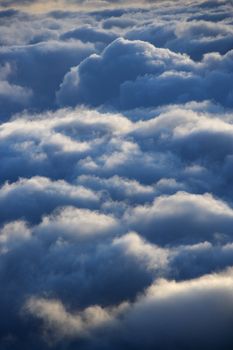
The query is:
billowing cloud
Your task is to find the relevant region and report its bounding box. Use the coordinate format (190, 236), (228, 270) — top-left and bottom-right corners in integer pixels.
(125, 191), (233, 245)
(56, 37), (194, 108)
(1, 0), (233, 349)
(0, 40), (95, 119)
(57, 37), (233, 109)
(25, 269), (233, 349)
(0, 176), (100, 224)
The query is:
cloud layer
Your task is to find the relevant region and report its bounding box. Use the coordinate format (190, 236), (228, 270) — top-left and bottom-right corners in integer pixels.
(0, 0), (233, 349)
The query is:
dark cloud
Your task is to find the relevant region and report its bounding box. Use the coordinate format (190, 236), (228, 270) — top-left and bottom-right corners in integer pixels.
(0, 40), (94, 119)
(24, 269), (233, 350)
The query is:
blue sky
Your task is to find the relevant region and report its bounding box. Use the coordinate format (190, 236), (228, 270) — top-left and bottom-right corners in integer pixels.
(0, 0), (233, 349)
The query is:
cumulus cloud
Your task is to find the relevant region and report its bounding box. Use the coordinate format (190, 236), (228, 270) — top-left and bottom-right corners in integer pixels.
(1, 0), (233, 349)
(56, 37), (194, 108)
(125, 191), (233, 245)
(0, 103), (233, 349)
(0, 176), (100, 224)
(57, 37), (233, 109)
(126, 17), (233, 60)
(0, 40), (95, 119)
(25, 269), (233, 350)
(0, 63), (32, 119)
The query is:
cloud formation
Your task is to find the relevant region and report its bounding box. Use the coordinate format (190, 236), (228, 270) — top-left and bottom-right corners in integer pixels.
(0, 0), (233, 349)
(57, 37), (233, 109)
(26, 269), (233, 350)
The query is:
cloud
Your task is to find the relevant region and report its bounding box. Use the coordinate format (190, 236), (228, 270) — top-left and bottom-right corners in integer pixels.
(0, 63), (32, 119)
(38, 206), (121, 240)
(0, 40), (94, 119)
(60, 26), (117, 45)
(0, 0), (233, 349)
(0, 0), (39, 6)
(0, 103), (233, 350)
(25, 269), (233, 349)
(125, 191), (233, 245)
(126, 18), (233, 61)
(25, 297), (115, 341)
(56, 37), (193, 107)
(0, 176), (99, 224)
(57, 37), (233, 109)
